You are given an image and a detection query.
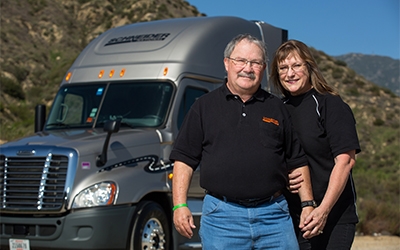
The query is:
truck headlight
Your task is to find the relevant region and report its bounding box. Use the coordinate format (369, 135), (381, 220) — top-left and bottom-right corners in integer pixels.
(72, 182), (117, 208)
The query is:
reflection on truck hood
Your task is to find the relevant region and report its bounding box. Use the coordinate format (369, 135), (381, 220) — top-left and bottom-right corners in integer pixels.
(1, 128), (162, 150)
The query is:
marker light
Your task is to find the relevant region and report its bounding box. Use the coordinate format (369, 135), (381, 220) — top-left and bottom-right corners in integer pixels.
(98, 70), (105, 78)
(109, 69), (115, 78)
(168, 173), (173, 180)
(163, 67), (168, 76)
(120, 68), (126, 77)
(65, 72), (72, 81)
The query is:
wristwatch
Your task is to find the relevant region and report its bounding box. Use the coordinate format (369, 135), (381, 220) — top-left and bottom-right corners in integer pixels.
(301, 200), (317, 208)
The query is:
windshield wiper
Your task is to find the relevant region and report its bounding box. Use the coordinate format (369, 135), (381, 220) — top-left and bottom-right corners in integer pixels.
(46, 122), (70, 128)
(97, 120), (136, 129)
(118, 121), (137, 128)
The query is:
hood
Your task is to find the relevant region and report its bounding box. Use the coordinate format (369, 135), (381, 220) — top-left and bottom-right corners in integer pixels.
(0, 128), (162, 157)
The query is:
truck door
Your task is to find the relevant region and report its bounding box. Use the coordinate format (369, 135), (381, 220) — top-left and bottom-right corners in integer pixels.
(172, 78), (220, 197)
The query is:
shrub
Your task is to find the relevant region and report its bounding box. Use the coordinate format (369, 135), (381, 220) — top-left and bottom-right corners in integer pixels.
(13, 66), (29, 82)
(334, 60), (347, 67)
(354, 169), (400, 235)
(368, 85), (381, 95)
(332, 67), (344, 79)
(0, 76), (25, 100)
(355, 79), (365, 87)
(343, 75), (354, 84)
(346, 86), (360, 96)
(8, 103), (32, 121)
(373, 118), (385, 126)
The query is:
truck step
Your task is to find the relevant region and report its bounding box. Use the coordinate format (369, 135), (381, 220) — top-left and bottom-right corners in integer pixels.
(179, 242), (202, 249)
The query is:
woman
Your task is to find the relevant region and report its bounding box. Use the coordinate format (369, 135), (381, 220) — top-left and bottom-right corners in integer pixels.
(270, 40), (361, 250)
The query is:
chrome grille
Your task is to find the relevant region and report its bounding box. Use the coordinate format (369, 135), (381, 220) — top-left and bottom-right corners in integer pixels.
(0, 154), (68, 211)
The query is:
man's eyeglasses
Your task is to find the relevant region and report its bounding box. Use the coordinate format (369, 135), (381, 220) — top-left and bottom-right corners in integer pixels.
(227, 57), (265, 70)
(278, 63), (306, 74)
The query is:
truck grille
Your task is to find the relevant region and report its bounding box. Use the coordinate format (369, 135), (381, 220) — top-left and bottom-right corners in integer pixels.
(0, 154), (68, 211)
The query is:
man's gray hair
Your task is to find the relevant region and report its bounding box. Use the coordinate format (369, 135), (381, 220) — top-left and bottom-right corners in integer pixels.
(223, 34), (267, 62)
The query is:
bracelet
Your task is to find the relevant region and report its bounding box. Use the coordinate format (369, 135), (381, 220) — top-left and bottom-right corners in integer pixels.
(172, 203), (188, 211)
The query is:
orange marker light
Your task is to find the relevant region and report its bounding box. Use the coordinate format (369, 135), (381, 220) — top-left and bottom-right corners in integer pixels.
(65, 72), (72, 81)
(120, 68), (126, 77)
(98, 70), (105, 78)
(109, 69), (115, 78)
(107, 183), (117, 205)
(163, 67), (168, 76)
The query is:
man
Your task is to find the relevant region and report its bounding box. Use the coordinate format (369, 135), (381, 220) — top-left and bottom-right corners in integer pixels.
(170, 34), (317, 249)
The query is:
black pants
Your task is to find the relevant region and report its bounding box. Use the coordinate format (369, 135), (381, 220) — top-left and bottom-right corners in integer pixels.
(294, 218), (356, 250)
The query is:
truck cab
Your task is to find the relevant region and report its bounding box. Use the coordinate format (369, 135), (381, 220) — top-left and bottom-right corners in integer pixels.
(0, 16), (287, 250)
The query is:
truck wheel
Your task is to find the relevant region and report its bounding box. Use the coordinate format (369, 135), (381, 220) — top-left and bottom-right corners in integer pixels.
(128, 201), (171, 250)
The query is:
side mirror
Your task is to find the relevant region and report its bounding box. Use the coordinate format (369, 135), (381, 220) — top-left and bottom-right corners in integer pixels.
(35, 105), (46, 132)
(96, 119), (121, 166)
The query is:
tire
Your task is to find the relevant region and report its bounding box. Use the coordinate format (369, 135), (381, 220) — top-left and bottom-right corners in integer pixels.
(128, 201), (171, 250)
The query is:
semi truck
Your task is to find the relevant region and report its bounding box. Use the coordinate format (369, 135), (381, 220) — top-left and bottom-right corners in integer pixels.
(0, 16), (287, 250)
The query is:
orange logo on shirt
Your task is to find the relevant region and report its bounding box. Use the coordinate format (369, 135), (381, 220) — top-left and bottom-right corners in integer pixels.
(262, 117), (279, 126)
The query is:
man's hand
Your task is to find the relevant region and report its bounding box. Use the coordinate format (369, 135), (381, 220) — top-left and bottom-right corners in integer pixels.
(300, 206), (328, 239)
(173, 207), (196, 239)
(288, 170), (304, 193)
(172, 161), (195, 238)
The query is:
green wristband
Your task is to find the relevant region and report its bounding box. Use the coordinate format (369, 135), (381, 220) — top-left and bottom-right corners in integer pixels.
(172, 203), (188, 211)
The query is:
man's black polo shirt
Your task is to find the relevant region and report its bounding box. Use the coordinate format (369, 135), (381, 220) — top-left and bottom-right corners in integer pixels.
(170, 83), (308, 200)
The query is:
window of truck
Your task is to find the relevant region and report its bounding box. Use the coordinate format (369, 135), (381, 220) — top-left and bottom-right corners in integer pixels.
(45, 81), (174, 130)
(178, 86), (208, 129)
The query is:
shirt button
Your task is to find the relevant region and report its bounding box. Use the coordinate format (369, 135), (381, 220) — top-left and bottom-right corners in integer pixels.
(242, 113), (246, 117)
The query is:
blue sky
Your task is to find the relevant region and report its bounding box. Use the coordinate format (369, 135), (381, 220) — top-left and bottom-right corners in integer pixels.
(188, 0), (399, 59)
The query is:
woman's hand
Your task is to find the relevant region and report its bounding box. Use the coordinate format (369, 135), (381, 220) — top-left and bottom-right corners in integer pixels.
(300, 206), (328, 239)
(288, 170), (304, 193)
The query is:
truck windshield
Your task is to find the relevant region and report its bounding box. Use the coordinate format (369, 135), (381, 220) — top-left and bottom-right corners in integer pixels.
(45, 82), (174, 130)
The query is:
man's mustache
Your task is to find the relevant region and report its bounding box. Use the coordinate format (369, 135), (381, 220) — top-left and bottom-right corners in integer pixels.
(238, 72), (256, 80)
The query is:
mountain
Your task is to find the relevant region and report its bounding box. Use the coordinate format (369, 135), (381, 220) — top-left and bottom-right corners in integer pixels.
(0, 0), (399, 236)
(335, 53), (400, 96)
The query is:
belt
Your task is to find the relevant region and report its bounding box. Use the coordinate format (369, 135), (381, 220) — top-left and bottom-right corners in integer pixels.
(205, 190), (282, 207)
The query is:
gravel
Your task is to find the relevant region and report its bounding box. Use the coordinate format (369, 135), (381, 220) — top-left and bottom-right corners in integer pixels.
(351, 236), (400, 250)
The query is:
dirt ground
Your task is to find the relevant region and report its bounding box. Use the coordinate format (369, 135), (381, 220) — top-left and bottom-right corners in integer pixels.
(351, 236), (400, 250)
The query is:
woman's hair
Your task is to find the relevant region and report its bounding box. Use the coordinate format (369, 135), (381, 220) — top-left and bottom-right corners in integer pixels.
(269, 39), (338, 97)
(224, 34), (268, 63)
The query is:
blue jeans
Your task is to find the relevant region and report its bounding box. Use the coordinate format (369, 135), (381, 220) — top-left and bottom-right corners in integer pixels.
(199, 194), (299, 250)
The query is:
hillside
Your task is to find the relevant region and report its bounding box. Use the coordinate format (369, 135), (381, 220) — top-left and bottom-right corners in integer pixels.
(335, 53), (400, 96)
(1, 0), (399, 236)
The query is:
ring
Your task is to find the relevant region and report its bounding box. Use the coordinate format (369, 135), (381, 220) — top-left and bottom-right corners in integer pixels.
(318, 230), (323, 234)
